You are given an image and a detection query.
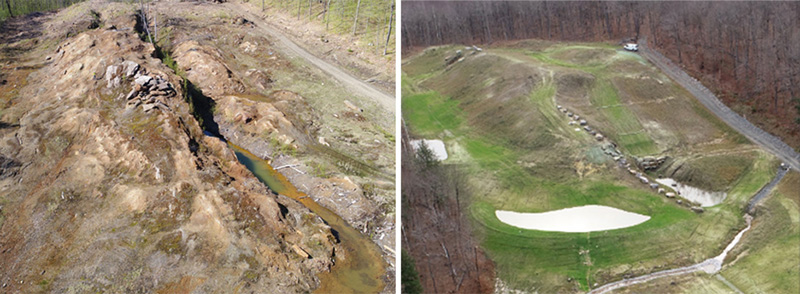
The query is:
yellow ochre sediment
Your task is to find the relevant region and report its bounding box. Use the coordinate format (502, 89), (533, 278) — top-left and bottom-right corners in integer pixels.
(229, 143), (386, 293)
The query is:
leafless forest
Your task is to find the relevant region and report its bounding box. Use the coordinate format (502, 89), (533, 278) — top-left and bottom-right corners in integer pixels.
(401, 133), (495, 293)
(402, 1), (800, 149)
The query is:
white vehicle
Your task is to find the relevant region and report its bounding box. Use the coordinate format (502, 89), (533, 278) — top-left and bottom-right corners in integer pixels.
(623, 43), (639, 51)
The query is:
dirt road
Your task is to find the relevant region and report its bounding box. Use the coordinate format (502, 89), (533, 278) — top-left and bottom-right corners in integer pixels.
(640, 39), (800, 171)
(225, 2), (395, 114)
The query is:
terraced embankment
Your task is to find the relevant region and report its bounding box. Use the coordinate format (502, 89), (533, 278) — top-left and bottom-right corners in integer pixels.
(402, 41), (791, 293)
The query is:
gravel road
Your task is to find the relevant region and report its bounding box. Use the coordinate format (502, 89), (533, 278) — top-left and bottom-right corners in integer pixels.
(228, 2), (395, 114)
(589, 215), (754, 294)
(640, 39), (800, 171)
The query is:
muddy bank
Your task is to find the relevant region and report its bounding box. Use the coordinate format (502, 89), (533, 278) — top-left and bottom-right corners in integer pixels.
(219, 117), (396, 279)
(231, 145), (387, 293)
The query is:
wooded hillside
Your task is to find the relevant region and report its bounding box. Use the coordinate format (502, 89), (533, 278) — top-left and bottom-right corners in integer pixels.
(402, 1), (800, 149)
(401, 133), (495, 293)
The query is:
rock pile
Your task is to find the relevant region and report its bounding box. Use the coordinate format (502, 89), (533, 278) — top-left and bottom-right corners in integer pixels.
(126, 74), (175, 112)
(231, 16), (253, 27)
(636, 156), (668, 170)
(103, 60), (175, 113)
(444, 50), (463, 65)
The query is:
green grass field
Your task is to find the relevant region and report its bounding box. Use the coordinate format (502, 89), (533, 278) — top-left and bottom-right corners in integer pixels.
(402, 42), (788, 292)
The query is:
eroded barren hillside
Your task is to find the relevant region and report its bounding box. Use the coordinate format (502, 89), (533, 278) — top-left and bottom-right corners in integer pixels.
(0, 0), (395, 292)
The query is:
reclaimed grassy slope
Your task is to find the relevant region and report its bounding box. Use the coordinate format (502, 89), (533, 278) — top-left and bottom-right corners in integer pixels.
(402, 43), (778, 292)
(719, 170), (800, 293)
(607, 171), (800, 294)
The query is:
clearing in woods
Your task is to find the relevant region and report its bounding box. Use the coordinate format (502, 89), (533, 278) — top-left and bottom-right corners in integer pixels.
(402, 41), (797, 293)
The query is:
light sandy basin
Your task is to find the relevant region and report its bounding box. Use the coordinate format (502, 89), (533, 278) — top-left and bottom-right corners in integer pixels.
(495, 205), (650, 233)
(410, 139), (448, 161)
(655, 178), (726, 207)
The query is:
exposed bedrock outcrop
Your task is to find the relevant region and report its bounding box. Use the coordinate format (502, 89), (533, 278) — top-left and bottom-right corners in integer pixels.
(0, 27), (334, 293)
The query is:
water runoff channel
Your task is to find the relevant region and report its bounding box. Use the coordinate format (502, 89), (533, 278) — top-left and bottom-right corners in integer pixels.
(230, 145), (386, 293)
(137, 5), (385, 290)
(199, 132), (385, 292)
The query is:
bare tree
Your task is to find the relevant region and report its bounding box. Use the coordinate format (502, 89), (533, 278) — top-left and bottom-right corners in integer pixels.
(383, 3), (394, 55)
(4, 0), (12, 18)
(352, 0), (361, 35)
(324, 0), (331, 30)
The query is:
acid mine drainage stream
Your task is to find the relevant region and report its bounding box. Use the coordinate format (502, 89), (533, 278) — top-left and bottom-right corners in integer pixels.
(203, 97), (386, 293)
(231, 145), (386, 293)
(198, 81), (385, 292)
(136, 9), (386, 291)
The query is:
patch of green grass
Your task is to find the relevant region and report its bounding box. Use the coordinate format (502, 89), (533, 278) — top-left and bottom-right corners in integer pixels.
(590, 79), (620, 107)
(529, 83), (566, 132)
(616, 132), (657, 156)
(720, 182), (799, 293)
(589, 80), (657, 155)
(527, 45), (612, 73)
(0, 0), (86, 23)
(470, 185), (709, 292)
(725, 151), (778, 205)
(402, 90), (463, 137)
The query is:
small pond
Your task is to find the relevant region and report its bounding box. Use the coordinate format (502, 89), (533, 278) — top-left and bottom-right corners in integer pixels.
(655, 178), (727, 207)
(410, 139), (448, 161)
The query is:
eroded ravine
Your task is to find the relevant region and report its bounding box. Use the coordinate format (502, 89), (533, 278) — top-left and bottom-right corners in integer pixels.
(135, 5), (388, 290)
(230, 144), (386, 293)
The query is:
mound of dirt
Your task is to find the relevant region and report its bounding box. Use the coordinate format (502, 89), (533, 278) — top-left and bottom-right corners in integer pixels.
(550, 47), (614, 66)
(215, 92), (312, 151)
(422, 53), (556, 149)
(172, 40), (245, 97)
(556, 71), (595, 105)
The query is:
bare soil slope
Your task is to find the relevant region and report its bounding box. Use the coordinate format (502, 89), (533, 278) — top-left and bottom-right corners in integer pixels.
(0, 2), (342, 292)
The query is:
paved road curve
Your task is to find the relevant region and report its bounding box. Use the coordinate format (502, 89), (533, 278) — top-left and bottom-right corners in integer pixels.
(228, 2), (395, 113)
(640, 39), (800, 171)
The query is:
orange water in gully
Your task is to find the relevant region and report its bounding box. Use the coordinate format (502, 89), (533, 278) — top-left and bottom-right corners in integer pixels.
(229, 144), (385, 293)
